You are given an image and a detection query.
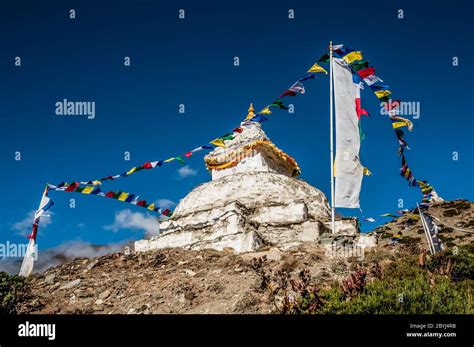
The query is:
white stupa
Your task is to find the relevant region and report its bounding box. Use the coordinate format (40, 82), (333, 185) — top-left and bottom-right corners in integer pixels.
(135, 104), (358, 253)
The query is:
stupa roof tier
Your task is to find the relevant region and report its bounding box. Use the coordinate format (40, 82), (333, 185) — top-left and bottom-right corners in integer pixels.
(204, 104), (301, 177)
(205, 139), (300, 176)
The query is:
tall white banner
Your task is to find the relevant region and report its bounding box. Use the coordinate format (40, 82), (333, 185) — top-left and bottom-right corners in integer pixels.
(19, 239), (37, 277)
(333, 58), (364, 208)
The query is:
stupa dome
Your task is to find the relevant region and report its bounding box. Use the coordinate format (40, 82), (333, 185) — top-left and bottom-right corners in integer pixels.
(135, 104), (357, 253)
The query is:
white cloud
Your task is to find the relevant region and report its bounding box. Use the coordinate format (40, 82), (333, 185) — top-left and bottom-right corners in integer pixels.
(12, 210), (53, 236)
(104, 209), (159, 237)
(0, 240), (126, 275)
(155, 199), (176, 210)
(178, 165), (197, 178)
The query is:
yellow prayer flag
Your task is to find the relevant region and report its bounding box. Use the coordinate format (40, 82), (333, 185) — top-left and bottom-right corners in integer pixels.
(164, 158), (175, 163)
(342, 51), (363, 64)
(307, 63), (328, 74)
(375, 90), (391, 99)
(92, 180), (101, 185)
(118, 192), (129, 201)
(391, 122), (406, 129)
(390, 116), (414, 131)
(147, 203), (155, 211)
(363, 167), (373, 176)
(82, 186), (95, 194)
(126, 167), (138, 175)
(210, 138), (226, 147)
(260, 107), (272, 115)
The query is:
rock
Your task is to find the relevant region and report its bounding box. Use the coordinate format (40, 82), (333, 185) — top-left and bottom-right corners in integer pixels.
(44, 274), (55, 284)
(76, 290), (93, 299)
(184, 291), (195, 301)
(443, 209), (460, 217)
(86, 260), (99, 271)
(95, 299), (104, 306)
(242, 247), (282, 262)
(60, 279), (81, 290)
(98, 290), (111, 300)
(69, 294), (76, 305)
(184, 269), (196, 277)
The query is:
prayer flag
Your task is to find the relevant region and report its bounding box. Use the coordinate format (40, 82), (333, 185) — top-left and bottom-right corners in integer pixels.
(279, 89), (297, 98)
(307, 63), (328, 74)
(210, 138), (226, 147)
(249, 114), (269, 123)
(259, 107), (272, 115)
(298, 73), (316, 82)
(318, 53), (330, 63)
(269, 100), (288, 110)
(118, 192), (129, 201)
(374, 89), (391, 99)
(232, 127), (243, 133)
(351, 60), (369, 71)
(363, 75), (383, 86)
(342, 51), (363, 64)
(175, 156), (185, 164)
(82, 186), (95, 194)
(357, 67), (376, 79)
(333, 58), (364, 208)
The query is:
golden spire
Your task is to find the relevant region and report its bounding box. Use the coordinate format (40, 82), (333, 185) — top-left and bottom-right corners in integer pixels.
(245, 103), (255, 120)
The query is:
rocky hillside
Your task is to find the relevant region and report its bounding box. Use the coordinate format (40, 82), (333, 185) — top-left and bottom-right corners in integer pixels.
(371, 199), (474, 248)
(10, 200), (474, 314)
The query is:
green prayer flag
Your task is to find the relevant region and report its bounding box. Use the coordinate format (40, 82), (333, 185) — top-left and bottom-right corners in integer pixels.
(220, 134), (234, 141)
(351, 60), (369, 71)
(269, 100), (288, 110)
(318, 53), (330, 63)
(175, 156), (185, 164)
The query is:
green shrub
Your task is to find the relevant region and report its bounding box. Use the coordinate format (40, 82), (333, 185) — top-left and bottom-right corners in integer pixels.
(318, 250), (473, 314)
(320, 271), (472, 314)
(0, 272), (27, 314)
(428, 245), (474, 281)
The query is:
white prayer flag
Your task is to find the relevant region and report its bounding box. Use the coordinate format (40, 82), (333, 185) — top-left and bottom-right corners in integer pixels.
(333, 58), (364, 208)
(19, 239), (38, 277)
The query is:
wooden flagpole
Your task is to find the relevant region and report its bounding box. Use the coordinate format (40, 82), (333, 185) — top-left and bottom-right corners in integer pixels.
(329, 41), (336, 234)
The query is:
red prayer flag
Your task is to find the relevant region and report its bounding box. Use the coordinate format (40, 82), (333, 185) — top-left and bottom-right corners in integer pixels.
(142, 161), (152, 169)
(232, 127), (243, 133)
(65, 182), (79, 192)
(137, 200), (147, 207)
(278, 90), (297, 98)
(355, 98), (369, 119)
(357, 67), (376, 79)
(105, 191), (115, 198)
(27, 224), (39, 240)
(184, 152), (192, 158)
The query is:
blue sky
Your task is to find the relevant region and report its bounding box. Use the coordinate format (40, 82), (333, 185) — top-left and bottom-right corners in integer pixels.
(0, 0), (473, 254)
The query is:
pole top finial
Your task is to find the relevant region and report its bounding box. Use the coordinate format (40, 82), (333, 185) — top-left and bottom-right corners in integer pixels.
(245, 103), (255, 120)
